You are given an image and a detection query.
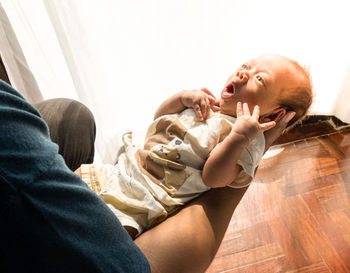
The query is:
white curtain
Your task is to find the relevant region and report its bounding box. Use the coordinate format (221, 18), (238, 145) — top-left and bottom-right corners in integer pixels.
(1, 0), (350, 162)
(0, 2), (42, 104)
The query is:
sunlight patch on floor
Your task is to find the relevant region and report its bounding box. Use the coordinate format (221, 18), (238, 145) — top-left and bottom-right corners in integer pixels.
(263, 147), (285, 159)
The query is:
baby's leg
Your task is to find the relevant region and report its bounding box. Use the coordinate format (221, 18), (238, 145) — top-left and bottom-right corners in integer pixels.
(124, 226), (139, 240)
(105, 203), (144, 239)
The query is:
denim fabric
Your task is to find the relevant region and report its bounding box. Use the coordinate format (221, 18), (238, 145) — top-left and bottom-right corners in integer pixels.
(0, 80), (150, 273)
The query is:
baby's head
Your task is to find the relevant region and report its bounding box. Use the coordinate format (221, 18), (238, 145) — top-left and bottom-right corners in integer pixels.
(220, 53), (313, 128)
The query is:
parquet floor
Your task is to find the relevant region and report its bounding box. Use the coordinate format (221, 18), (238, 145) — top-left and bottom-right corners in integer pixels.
(206, 128), (350, 273)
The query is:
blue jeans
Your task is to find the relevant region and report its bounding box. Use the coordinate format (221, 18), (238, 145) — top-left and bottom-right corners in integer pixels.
(0, 80), (150, 273)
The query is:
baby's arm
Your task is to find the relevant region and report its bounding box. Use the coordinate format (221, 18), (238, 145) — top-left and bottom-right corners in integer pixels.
(154, 88), (218, 121)
(202, 102), (276, 188)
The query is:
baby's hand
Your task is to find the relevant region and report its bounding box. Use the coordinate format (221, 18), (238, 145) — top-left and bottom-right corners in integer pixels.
(232, 102), (276, 143)
(180, 88), (218, 121)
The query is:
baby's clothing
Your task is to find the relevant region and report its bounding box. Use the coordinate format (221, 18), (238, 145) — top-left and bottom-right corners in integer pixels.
(81, 108), (265, 234)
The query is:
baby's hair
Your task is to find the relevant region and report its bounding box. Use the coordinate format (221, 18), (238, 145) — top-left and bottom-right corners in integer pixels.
(278, 58), (313, 129)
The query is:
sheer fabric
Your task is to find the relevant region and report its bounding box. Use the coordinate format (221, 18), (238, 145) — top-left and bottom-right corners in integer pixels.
(1, 0), (350, 161)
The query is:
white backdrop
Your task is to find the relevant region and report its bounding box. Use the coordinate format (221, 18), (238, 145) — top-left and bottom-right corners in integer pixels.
(1, 0), (350, 162)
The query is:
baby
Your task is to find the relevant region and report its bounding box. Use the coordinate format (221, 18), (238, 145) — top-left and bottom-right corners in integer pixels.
(76, 53), (313, 238)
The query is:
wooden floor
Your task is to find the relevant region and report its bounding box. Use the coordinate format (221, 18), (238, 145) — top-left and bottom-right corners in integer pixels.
(206, 128), (350, 273)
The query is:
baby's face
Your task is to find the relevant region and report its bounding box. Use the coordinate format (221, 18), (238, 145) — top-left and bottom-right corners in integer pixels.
(220, 54), (305, 118)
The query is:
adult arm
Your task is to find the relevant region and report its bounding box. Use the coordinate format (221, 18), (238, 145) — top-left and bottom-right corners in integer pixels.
(135, 186), (248, 273)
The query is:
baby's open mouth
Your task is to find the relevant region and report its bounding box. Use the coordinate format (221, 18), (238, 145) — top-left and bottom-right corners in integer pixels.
(227, 84), (234, 94)
(221, 82), (235, 99)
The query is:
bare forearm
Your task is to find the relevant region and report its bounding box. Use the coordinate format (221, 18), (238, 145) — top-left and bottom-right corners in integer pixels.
(135, 186), (249, 273)
(202, 132), (249, 188)
(154, 92), (186, 120)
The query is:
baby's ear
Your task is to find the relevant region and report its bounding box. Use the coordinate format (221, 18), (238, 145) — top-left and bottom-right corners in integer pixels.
(260, 107), (286, 123)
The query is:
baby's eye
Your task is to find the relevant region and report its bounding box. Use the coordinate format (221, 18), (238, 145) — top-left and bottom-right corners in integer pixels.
(256, 75), (264, 84)
(241, 64), (249, 70)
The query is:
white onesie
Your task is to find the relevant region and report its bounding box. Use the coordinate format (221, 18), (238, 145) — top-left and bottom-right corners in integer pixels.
(81, 108), (265, 234)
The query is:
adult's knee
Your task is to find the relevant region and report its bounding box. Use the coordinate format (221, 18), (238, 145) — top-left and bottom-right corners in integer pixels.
(34, 98), (96, 171)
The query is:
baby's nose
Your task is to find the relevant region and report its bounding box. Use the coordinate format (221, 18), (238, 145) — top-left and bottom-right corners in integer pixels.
(236, 71), (248, 83)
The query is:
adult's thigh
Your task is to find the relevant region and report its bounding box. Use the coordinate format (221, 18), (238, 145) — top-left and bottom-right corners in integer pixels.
(35, 98), (96, 171)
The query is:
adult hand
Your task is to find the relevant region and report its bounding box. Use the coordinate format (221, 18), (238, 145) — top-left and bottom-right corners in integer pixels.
(263, 111), (296, 152)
